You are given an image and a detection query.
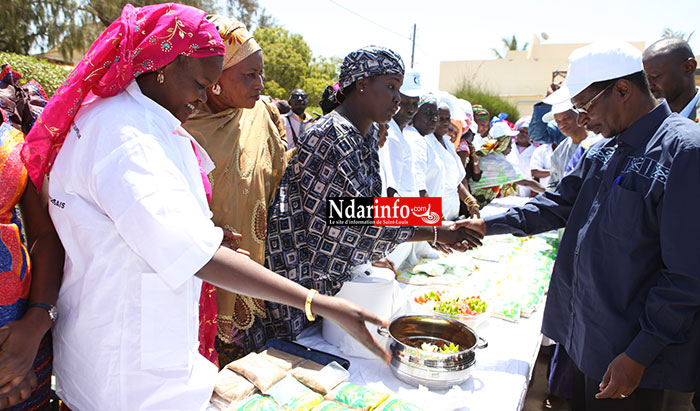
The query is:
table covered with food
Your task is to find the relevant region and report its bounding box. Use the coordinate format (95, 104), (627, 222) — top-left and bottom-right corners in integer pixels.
(209, 198), (559, 411)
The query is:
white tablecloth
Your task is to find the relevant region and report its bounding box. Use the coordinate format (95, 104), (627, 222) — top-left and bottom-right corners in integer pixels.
(296, 303), (544, 411)
(297, 198), (547, 411)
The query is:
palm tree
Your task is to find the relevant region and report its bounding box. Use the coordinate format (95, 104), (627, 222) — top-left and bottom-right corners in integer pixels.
(491, 35), (529, 59)
(661, 28), (695, 42)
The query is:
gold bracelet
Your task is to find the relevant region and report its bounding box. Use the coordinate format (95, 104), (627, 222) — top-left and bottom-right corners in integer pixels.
(305, 289), (318, 321)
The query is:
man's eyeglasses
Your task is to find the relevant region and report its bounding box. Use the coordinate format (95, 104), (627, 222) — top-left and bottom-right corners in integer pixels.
(290, 94), (307, 101)
(572, 82), (614, 117)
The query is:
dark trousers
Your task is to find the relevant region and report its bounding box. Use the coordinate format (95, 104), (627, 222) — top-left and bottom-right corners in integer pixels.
(573, 365), (694, 411)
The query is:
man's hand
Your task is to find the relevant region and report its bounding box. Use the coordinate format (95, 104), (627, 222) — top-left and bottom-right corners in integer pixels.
(450, 218), (487, 237)
(596, 353), (645, 400)
(545, 82), (560, 97)
(437, 223), (483, 252)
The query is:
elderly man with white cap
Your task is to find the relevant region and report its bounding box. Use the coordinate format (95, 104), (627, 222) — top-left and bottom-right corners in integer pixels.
(457, 40), (700, 410)
(378, 71), (423, 198)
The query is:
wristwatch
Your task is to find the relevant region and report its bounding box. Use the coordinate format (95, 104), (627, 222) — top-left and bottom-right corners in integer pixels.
(28, 303), (58, 322)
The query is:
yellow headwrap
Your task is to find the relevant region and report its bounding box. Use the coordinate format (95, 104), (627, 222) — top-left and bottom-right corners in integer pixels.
(207, 15), (262, 70)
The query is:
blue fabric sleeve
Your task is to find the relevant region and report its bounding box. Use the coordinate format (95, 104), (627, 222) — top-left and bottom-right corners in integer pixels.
(530, 103), (566, 145)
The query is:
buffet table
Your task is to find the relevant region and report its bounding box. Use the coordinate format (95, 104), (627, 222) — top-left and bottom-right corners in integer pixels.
(294, 197), (555, 411)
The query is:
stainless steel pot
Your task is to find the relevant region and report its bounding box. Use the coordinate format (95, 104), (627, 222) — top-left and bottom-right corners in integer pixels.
(377, 314), (487, 390)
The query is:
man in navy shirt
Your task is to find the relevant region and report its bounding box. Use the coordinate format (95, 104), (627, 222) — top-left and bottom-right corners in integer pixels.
(458, 41), (700, 410)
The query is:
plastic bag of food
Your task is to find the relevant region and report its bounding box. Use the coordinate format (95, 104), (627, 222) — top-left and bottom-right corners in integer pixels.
(230, 394), (282, 411)
(257, 347), (305, 371)
(375, 397), (423, 411)
(265, 375), (323, 410)
(227, 352), (287, 392)
(410, 260), (446, 277)
(290, 361), (349, 395)
(214, 368), (256, 403)
(325, 383), (389, 410)
(310, 400), (361, 410)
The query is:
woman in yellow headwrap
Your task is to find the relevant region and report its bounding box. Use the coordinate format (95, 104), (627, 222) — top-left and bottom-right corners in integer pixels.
(183, 15), (289, 365)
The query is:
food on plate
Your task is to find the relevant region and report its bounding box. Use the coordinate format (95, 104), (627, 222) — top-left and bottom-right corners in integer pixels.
(413, 290), (445, 305)
(433, 295), (487, 317)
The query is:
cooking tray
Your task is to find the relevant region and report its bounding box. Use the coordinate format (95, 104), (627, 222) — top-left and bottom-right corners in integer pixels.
(264, 338), (351, 370)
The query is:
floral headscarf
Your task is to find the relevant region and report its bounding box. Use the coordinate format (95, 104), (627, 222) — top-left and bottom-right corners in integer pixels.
(207, 15), (261, 70)
(21, 3), (225, 189)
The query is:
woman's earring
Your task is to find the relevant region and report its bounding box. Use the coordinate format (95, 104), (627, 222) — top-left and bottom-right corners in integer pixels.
(359, 88), (365, 93)
(156, 69), (165, 84)
(212, 83), (222, 96)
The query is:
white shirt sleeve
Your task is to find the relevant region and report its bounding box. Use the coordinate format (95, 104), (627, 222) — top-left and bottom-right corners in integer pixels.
(409, 135), (428, 193)
(530, 145), (549, 170)
(90, 126), (222, 290)
(379, 135), (401, 193)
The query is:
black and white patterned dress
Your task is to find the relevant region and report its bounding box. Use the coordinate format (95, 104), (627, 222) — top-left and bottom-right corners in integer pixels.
(244, 111), (415, 350)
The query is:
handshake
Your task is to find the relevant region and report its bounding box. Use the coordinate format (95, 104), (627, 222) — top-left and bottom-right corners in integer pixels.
(431, 218), (487, 253)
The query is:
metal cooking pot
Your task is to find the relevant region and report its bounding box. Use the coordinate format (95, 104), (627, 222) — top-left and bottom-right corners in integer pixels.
(377, 314), (487, 390)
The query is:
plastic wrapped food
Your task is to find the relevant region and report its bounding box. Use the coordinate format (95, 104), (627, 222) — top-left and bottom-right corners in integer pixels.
(310, 401), (361, 411)
(231, 394), (282, 411)
(258, 347), (305, 371)
(265, 375), (323, 411)
(325, 383), (389, 410)
(214, 368), (256, 403)
(410, 260), (446, 277)
(290, 361), (349, 395)
(227, 353), (287, 392)
(375, 397), (423, 411)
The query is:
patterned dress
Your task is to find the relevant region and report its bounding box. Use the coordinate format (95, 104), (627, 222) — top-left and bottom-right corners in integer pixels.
(0, 123), (52, 410)
(243, 111), (415, 352)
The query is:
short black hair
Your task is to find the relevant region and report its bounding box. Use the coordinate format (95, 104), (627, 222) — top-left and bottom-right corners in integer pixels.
(589, 70), (649, 95)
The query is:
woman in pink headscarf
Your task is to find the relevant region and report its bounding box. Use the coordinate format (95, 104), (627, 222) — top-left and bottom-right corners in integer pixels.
(21, 4), (391, 409)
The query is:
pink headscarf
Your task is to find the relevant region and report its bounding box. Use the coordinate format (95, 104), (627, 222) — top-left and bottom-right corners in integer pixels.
(21, 3), (225, 189)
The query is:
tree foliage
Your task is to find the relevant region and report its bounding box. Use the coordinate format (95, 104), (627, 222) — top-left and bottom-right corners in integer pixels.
(1, 0), (220, 60)
(491, 35), (529, 59)
(255, 26), (339, 108)
(0, 51), (71, 97)
(255, 26), (312, 99)
(225, 0), (275, 30)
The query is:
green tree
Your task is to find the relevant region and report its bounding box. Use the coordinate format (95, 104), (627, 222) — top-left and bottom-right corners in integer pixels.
(303, 56), (341, 109)
(1, 0), (219, 60)
(255, 26), (312, 100)
(491, 35), (529, 59)
(661, 28), (695, 42)
(225, 0), (275, 30)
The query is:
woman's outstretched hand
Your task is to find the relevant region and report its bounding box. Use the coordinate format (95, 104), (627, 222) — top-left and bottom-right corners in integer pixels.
(313, 294), (391, 363)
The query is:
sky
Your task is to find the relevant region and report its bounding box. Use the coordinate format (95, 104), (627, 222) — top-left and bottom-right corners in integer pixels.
(257, 0), (700, 91)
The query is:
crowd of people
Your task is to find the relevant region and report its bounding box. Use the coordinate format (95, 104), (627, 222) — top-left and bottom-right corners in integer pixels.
(1, 2), (699, 410)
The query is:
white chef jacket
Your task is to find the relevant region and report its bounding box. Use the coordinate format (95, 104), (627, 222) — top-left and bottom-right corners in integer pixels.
(506, 144), (537, 197)
(529, 143), (553, 189)
(48, 80), (223, 410)
(403, 126), (445, 200)
(431, 135), (466, 220)
(378, 119), (417, 196)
